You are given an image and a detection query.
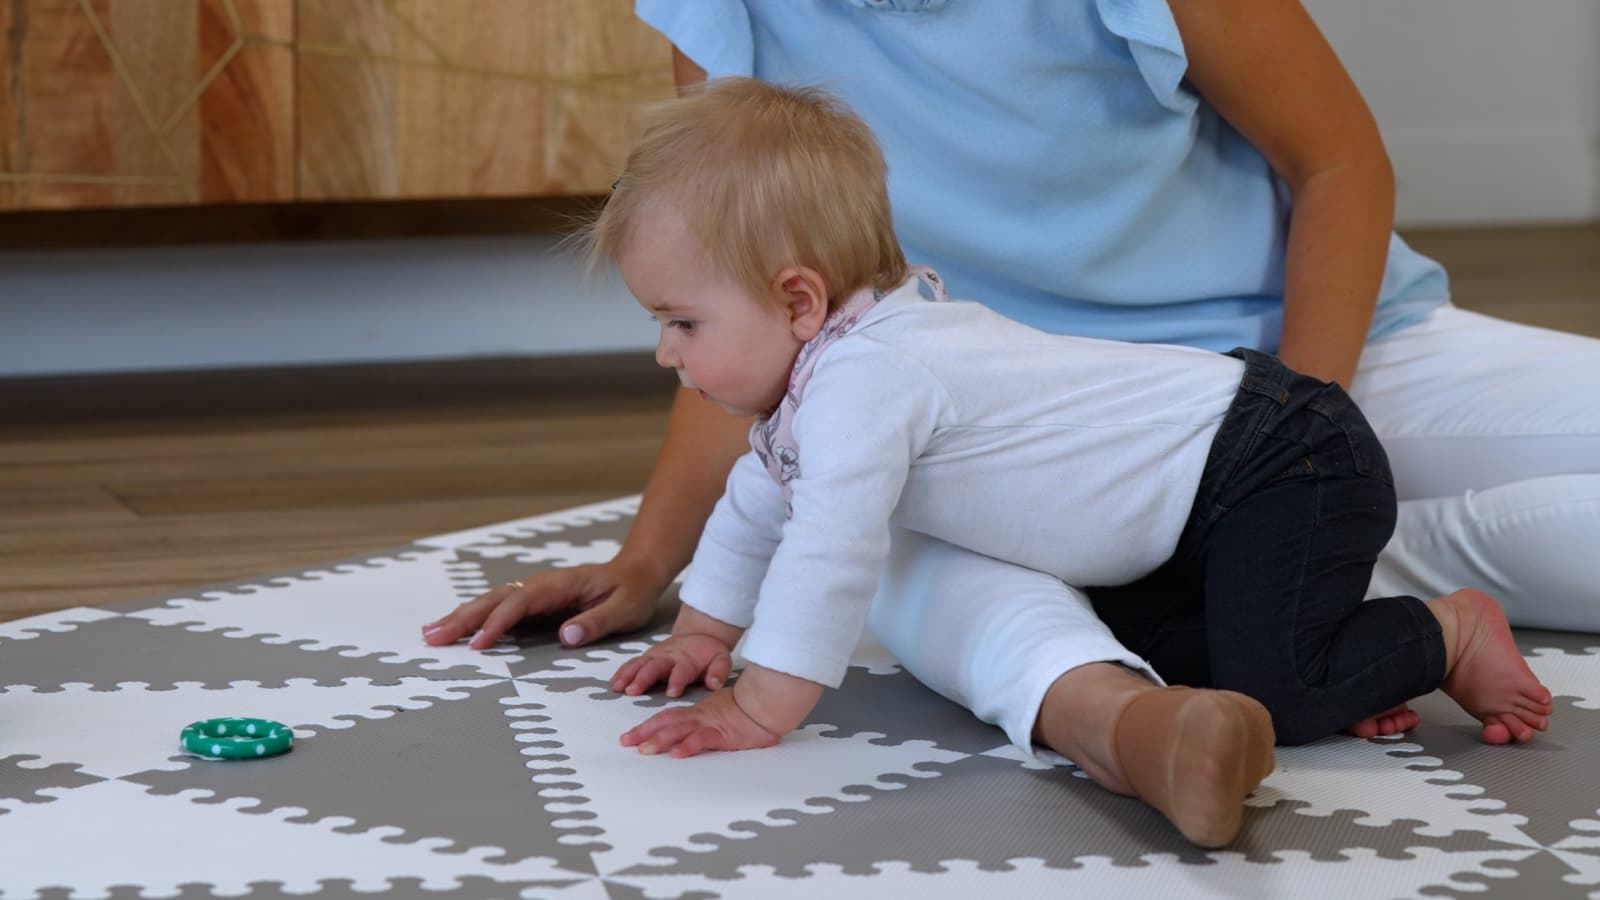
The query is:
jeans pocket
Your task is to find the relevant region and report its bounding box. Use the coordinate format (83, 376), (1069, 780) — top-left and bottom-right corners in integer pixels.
(1309, 388), (1394, 486)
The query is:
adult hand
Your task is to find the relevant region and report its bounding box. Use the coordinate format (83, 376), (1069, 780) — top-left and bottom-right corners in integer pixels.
(422, 557), (668, 651)
(619, 687), (782, 758)
(610, 632), (736, 698)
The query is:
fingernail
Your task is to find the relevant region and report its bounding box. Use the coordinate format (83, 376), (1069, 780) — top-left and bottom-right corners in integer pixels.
(561, 624), (584, 646)
(639, 742), (658, 755)
(423, 624), (443, 634)
(470, 630), (486, 646)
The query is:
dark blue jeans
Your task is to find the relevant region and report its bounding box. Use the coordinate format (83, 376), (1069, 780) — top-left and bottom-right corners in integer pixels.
(1089, 349), (1448, 744)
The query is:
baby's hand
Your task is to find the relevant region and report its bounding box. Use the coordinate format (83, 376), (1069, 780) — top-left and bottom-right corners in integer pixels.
(620, 687), (780, 758)
(610, 633), (734, 698)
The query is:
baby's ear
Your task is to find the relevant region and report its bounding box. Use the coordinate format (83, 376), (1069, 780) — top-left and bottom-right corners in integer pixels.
(773, 266), (829, 341)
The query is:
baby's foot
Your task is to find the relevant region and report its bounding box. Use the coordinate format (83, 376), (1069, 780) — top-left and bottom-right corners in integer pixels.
(1114, 687), (1276, 848)
(1346, 703), (1421, 739)
(1431, 589), (1553, 744)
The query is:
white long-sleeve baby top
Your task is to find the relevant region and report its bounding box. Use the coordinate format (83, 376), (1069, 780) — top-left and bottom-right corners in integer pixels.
(680, 276), (1247, 688)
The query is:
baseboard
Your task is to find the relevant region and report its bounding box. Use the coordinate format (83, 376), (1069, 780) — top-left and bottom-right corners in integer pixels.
(0, 353), (676, 426)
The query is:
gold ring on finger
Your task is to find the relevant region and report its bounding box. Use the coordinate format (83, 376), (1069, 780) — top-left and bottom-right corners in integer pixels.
(505, 580), (525, 590)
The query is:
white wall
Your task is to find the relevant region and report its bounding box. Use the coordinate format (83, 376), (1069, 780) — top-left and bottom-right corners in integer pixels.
(1305, 0), (1600, 224)
(3, 3), (1596, 377)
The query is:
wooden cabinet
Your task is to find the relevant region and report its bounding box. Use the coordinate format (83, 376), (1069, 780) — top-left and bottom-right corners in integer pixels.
(0, 0), (672, 211)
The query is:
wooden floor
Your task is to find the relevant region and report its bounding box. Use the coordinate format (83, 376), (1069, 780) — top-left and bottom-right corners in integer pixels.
(4, 225), (1598, 624)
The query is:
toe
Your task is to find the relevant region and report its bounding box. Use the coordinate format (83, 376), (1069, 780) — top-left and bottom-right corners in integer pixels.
(1346, 718), (1379, 739)
(1481, 719), (1513, 745)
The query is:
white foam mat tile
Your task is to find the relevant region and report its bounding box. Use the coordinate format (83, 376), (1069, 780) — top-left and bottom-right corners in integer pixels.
(1527, 647), (1600, 709)
(0, 676), (496, 778)
(128, 549), (522, 677)
(509, 678), (969, 877)
(1248, 736), (1538, 847)
(0, 780), (579, 896)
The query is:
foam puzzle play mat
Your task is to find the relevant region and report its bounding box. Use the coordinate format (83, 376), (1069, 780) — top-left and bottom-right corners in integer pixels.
(5, 496), (1600, 899)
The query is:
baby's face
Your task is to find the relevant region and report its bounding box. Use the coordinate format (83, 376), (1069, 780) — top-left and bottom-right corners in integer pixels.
(619, 206), (802, 418)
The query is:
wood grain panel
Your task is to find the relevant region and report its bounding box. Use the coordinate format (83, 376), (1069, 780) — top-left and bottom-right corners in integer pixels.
(197, 0), (295, 201)
(388, 0), (546, 198)
(1, 0), (16, 207)
(296, 0), (670, 200)
(3, 0), (668, 210)
(105, 0), (199, 202)
(0, 0), (187, 209)
(296, 0), (399, 198)
(541, 0), (673, 193)
(297, 0), (545, 199)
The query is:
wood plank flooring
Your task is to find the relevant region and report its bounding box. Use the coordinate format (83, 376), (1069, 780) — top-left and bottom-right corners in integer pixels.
(3, 225), (1597, 624)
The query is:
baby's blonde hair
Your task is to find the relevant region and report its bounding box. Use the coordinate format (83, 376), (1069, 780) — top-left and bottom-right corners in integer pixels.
(584, 78), (908, 308)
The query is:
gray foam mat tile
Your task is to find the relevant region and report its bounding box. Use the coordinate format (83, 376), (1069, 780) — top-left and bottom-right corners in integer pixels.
(1516, 629), (1600, 656)
(445, 540), (629, 605)
(32, 878), (591, 900)
(0, 614), (487, 692)
(0, 754), (105, 810)
(497, 595), (681, 681)
(618, 752), (1523, 882)
(805, 668), (1012, 756)
(124, 680), (599, 872)
(414, 499), (640, 554)
(1418, 848), (1596, 899)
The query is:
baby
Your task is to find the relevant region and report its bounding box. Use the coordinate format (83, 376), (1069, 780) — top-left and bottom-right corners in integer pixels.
(576, 78), (1550, 847)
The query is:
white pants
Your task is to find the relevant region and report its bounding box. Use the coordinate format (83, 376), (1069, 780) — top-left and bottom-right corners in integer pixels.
(870, 305), (1600, 754)
(1354, 307), (1600, 631)
(867, 527), (1162, 756)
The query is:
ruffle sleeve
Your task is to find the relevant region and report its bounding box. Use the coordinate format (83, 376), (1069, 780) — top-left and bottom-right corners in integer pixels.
(1094, 0), (1196, 114)
(635, 0), (755, 79)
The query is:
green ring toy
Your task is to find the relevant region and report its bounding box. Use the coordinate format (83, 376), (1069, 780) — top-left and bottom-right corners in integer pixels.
(180, 717), (294, 760)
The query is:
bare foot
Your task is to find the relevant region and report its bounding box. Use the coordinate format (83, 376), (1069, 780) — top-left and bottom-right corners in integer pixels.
(1114, 687), (1276, 848)
(1346, 703), (1421, 739)
(1430, 589), (1553, 744)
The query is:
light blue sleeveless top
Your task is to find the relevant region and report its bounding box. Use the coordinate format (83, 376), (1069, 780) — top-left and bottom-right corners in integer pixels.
(636, 0), (1448, 352)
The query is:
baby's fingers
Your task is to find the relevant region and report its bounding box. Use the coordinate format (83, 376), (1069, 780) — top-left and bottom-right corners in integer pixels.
(621, 708), (695, 753)
(705, 653), (734, 692)
(666, 658), (707, 698)
(622, 655), (675, 696)
(610, 656), (646, 694)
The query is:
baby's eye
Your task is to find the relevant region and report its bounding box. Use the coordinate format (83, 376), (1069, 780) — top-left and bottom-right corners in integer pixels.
(667, 318), (696, 334)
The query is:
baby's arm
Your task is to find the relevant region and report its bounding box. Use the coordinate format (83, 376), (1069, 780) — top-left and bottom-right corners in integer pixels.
(620, 663), (824, 758)
(610, 604), (743, 698)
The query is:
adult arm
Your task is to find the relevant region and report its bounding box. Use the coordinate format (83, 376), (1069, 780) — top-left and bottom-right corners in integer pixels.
(1170, 0), (1395, 388)
(423, 48), (749, 648)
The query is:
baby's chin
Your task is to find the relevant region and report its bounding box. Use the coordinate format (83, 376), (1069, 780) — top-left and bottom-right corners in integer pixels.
(714, 398), (777, 419)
